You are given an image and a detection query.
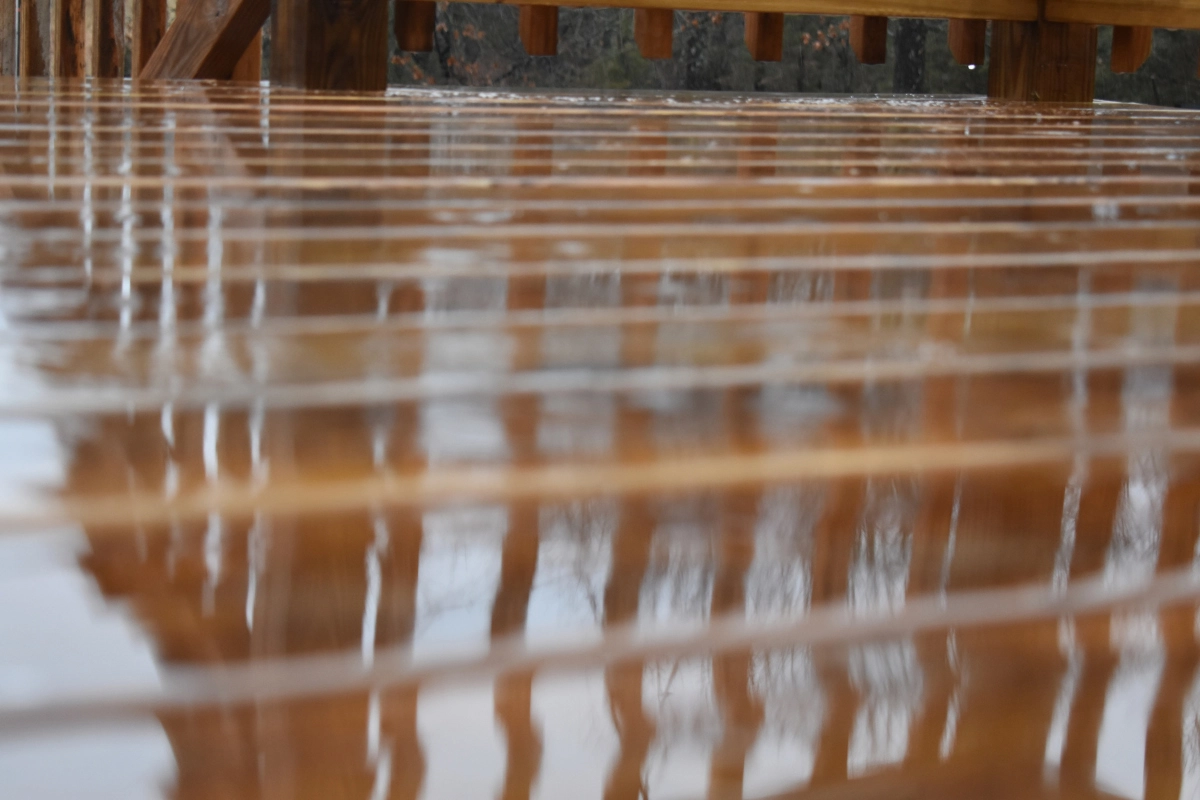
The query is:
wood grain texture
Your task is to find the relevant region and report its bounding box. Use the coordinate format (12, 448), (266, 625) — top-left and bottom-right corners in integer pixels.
(88, 0), (124, 78)
(1045, 0), (1200, 28)
(948, 18), (986, 66)
(988, 20), (1098, 102)
(269, 0), (387, 89)
(130, 0), (166, 76)
(496, 0), (1041, 18)
(19, 0), (50, 76)
(395, 0), (436, 52)
(850, 15), (887, 64)
(141, 0), (270, 80)
(519, 5), (557, 56)
(744, 11), (783, 61)
(4, 83), (1200, 800)
(0, 0), (14, 75)
(360, 0), (1200, 28)
(1110, 25), (1153, 73)
(230, 27), (261, 81)
(635, 8), (672, 60)
(50, 0), (86, 77)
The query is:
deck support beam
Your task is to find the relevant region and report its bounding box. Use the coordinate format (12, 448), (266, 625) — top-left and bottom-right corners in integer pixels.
(231, 28), (262, 81)
(948, 18), (986, 66)
(744, 12), (783, 61)
(50, 0), (85, 77)
(0, 0), (14, 75)
(1110, 25), (1153, 73)
(131, 0), (165, 76)
(849, 15), (887, 65)
(519, 5), (558, 56)
(395, 0), (436, 52)
(635, 8), (673, 59)
(988, 19), (1098, 102)
(270, 0), (387, 90)
(90, 0), (123, 77)
(19, 0), (50, 76)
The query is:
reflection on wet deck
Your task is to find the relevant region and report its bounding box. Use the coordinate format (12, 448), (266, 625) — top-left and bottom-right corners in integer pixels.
(3, 80), (1200, 799)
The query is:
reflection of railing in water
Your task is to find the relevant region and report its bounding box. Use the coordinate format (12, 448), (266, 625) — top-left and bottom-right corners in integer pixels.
(54, 279), (1200, 798)
(62, 469), (1200, 799)
(7, 85), (1200, 799)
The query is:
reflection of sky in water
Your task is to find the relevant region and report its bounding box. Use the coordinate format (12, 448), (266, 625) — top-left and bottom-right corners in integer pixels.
(745, 487), (820, 619)
(644, 658), (718, 800)
(414, 505), (506, 656)
(0, 532), (174, 799)
(3, 266), (1199, 799)
(419, 682), (505, 797)
(525, 501), (615, 644)
(746, 648), (825, 794)
(1096, 613), (1165, 800)
(532, 672), (618, 800)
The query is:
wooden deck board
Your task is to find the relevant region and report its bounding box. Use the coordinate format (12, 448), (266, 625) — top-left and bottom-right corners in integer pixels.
(0, 81), (1198, 800)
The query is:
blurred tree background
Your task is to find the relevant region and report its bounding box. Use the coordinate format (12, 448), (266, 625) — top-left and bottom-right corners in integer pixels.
(388, 8), (1200, 107)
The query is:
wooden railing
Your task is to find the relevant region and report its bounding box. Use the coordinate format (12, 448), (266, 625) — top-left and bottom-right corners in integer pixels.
(0, 0), (1197, 98)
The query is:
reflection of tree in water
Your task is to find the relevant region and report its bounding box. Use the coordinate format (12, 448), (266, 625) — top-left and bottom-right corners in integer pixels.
(533, 499), (619, 625)
(1180, 673), (1200, 798)
(638, 495), (719, 626)
(745, 485), (822, 618)
(849, 479), (919, 615)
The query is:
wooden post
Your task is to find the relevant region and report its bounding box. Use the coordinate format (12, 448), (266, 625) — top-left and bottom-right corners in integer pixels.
(51, 0), (86, 77)
(634, 8), (672, 60)
(1110, 25), (1153, 73)
(131, 0), (165, 76)
(988, 20), (1098, 102)
(231, 28), (262, 81)
(395, 0), (435, 52)
(519, 6), (557, 56)
(88, 0), (123, 77)
(270, 0), (388, 90)
(743, 12), (783, 62)
(948, 18), (986, 66)
(0, 0), (14, 75)
(849, 15), (887, 65)
(20, 0), (51, 76)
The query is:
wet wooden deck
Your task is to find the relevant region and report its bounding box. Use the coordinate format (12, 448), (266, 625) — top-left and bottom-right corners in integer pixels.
(2, 79), (1200, 799)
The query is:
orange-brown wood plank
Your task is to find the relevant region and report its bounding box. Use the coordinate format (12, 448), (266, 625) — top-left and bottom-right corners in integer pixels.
(635, 8), (673, 60)
(19, 0), (50, 76)
(141, 0), (270, 80)
(948, 17), (986, 66)
(89, 0), (124, 78)
(367, 0), (1200, 30)
(1045, 0), (1200, 28)
(0, 0), (14, 75)
(269, 0), (387, 89)
(988, 20), (1098, 102)
(850, 14), (887, 64)
(395, 0), (436, 52)
(744, 11), (784, 61)
(130, 0), (166, 77)
(1110, 25), (1153, 73)
(50, 0), (86, 77)
(230, 28), (262, 82)
(519, 5), (557, 56)
(470, 0), (1042, 20)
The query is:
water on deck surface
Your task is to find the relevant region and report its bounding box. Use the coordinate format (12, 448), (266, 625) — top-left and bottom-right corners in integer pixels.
(1, 80), (1200, 800)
